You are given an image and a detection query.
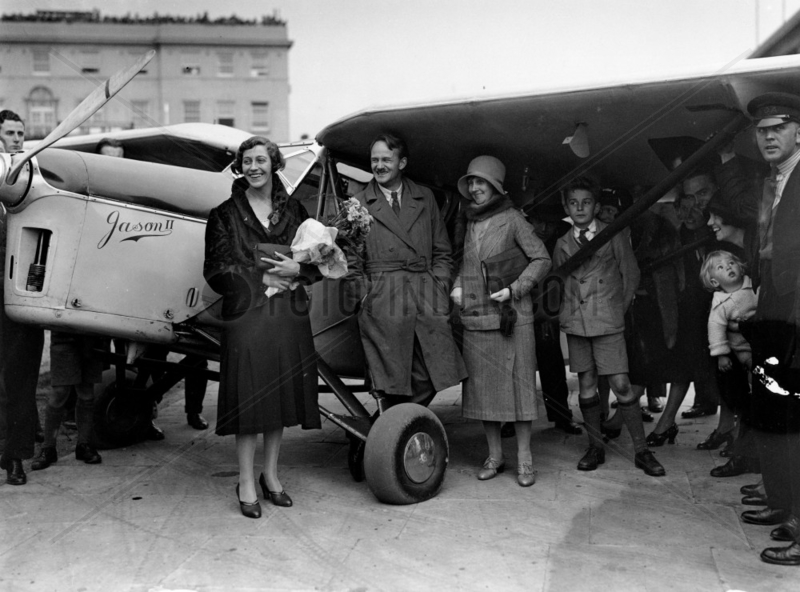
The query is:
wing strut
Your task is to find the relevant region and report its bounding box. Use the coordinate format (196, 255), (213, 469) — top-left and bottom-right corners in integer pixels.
(554, 112), (750, 279)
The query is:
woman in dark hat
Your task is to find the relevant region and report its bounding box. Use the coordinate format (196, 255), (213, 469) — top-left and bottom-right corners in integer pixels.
(450, 155), (551, 487)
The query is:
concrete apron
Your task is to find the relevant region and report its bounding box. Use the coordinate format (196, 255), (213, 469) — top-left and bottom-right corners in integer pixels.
(0, 378), (794, 592)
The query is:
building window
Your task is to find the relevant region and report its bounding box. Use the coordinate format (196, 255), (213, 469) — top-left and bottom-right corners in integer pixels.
(250, 52), (269, 77)
(183, 100), (201, 123)
(181, 51), (201, 76)
(25, 86), (57, 138)
(131, 100), (151, 128)
(216, 101), (235, 127)
(80, 50), (100, 75)
(32, 49), (50, 75)
(251, 102), (269, 131)
(217, 52), (234, 77)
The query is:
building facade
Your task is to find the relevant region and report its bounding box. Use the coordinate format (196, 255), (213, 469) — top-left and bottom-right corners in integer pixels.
(0, 11), (292, 140)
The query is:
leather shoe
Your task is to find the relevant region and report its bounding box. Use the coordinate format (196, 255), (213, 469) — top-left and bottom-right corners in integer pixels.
(517, 461), (536, 487)
(742, 495), (767, 506)
(477, 456), (505, 480)
(741, 481), (764, 496)
(75, 443), (102, 464)
(236, 484), (262, 518)
(742, 507), (789, 526)
(634, 449), (666, 476)
(760, 542), (800, 566)
(577, 446), (605, 471)
(145, 423), (165, 441)
(2, 457), (26, 485)
(681, 405), (717, 419)
(258, 474), (293, 507)
(187, 413), (209, 430)
(771, 515), (800, 542)
(554, 419), (583, 435)
(640, 408), (654, 423)
(710, 455), (758, 478)
(647, 397), (664, 413)
(31, 447), (57, 471)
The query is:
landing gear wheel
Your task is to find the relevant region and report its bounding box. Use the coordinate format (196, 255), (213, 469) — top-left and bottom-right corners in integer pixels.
(363, 403), (448, 505)
(92, 371), (151, 449)
(347, 433), (366, 482)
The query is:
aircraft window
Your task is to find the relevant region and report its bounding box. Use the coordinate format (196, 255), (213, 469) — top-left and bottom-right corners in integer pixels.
(277, 149), (317, 193)
(290, 163), (322, 218)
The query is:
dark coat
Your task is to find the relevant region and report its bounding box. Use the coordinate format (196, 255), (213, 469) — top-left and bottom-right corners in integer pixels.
(203, 178), (317, 320)
(349, 178), (466, 396)
(745, 163), (800, 432)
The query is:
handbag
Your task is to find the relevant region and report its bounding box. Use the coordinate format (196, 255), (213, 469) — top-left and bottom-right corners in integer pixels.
(481, 245), (529, 295)
(253, 243), (292, 270)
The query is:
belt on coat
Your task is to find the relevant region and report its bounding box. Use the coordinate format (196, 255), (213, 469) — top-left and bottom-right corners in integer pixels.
(366, 256), (429, 273)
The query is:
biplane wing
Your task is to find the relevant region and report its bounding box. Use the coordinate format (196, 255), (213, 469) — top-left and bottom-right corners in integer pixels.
(316, 54), (800, 209)
(40, 123), (250, 172)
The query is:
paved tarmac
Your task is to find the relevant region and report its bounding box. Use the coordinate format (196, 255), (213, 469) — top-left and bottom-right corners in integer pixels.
(1, 372), (798, 592)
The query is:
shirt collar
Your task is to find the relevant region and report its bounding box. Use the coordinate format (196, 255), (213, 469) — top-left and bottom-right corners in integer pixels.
(573, 219), (597, 238)
(776, 148), (800, 179)
(378, 183), (402, 202)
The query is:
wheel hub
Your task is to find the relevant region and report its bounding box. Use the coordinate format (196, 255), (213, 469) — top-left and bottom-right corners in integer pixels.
(403, 432), (437, 483)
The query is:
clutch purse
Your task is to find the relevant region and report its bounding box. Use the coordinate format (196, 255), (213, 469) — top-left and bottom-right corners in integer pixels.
(481, 245), (529, 295)
(253, 243), (292, 270)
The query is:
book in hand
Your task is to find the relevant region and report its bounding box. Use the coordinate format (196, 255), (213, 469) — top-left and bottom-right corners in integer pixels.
(481, 245), (529, 295)
(253, 243), (292, 270)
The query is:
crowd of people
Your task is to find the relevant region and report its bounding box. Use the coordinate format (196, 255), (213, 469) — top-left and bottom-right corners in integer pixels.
(2, 91), (800, 567)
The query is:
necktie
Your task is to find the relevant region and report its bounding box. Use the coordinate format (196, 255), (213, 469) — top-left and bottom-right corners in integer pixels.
(391, 191), (400, 216)
(578, 228), (589, 246)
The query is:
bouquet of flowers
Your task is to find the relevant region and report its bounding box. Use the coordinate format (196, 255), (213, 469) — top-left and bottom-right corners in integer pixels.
(291, 219), (348, 279)
(326, 196), (374, 258)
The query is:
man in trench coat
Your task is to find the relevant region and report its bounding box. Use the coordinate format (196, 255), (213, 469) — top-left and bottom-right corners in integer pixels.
(349, 133), (466, 408)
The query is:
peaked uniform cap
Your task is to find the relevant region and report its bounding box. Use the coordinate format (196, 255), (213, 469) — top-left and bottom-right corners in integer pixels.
(747, 92), (800, 128)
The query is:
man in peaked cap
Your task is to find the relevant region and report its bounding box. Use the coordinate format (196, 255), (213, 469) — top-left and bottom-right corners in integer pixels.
(740, 92), (800, 566)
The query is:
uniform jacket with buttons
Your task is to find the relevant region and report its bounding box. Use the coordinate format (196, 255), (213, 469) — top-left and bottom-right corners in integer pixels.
(348, 178), (466, 396)
(554, 219), (640, 337)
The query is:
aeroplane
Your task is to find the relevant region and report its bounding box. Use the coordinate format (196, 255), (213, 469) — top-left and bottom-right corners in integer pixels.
(2, 50), (800, 504)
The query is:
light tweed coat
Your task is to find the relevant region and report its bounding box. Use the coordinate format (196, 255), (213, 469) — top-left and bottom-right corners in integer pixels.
(454, 207), (551, 421)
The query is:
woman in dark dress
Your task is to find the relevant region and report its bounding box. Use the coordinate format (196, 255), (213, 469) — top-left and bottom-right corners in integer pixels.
(204, 136), (321, 519)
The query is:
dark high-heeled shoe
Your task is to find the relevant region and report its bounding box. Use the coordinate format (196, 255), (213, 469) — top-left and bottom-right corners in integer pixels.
(645, 423), (678, 447)
(696, 428), (734, 451)
(236, 484), (262, 519)
(259, 473), (293, 507)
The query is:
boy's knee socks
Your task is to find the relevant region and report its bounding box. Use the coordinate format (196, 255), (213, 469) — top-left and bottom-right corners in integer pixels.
(618, 399), (647, 453)
(579, 396), (604, 448)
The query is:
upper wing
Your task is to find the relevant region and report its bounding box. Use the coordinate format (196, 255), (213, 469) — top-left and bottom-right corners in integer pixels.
(317, 54), (800, 208)
(40, 123), (251, 172)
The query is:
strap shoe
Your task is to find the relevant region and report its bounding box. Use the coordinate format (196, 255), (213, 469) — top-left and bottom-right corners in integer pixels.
(477, 456), (505, 480)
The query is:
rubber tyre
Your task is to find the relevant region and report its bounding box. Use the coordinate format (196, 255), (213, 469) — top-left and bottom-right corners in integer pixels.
(92, 371), (151, 449)
(363, 403), (448, 505)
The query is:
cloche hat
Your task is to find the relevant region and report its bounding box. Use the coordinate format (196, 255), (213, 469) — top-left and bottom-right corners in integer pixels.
(457, 155), (506, 199)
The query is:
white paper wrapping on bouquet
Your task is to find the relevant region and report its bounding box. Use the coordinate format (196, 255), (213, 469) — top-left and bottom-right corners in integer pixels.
(290, 218), (348, 279)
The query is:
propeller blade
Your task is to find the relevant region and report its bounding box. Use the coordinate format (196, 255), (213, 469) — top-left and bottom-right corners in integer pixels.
(6, 50), (155, 184)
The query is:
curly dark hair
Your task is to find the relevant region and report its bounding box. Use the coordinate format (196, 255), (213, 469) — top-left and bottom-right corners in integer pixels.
(231, 136), (285, 176)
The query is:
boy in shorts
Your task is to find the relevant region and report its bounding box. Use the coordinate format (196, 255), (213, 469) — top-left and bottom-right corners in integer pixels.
(554, 177), (665, 476)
